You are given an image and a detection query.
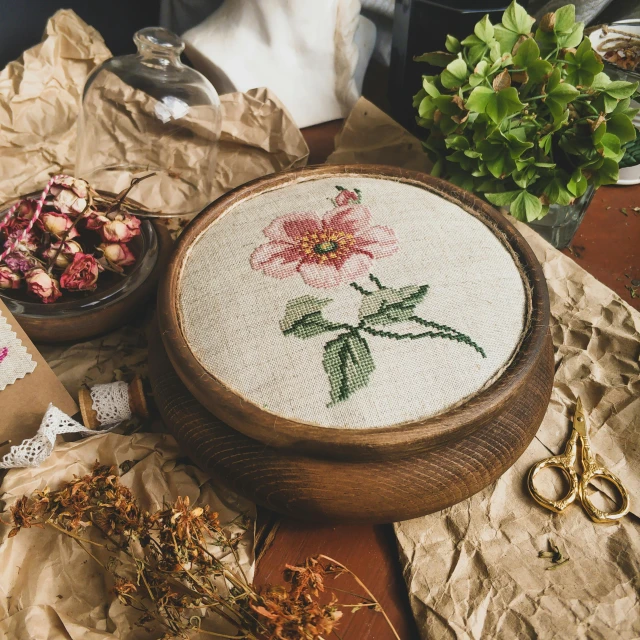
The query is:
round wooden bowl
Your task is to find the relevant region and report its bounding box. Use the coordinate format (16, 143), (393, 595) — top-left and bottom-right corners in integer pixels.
(158, 165), (552, 462)
(149, 321), (554, 523)
(1, 220), (172, 343)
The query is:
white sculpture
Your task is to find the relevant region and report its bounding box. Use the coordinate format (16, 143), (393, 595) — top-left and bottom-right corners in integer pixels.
(182, 0), (376, 128)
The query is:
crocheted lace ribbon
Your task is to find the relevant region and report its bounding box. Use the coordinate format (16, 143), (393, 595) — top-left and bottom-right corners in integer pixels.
(90, 381), (132, 425)
(0, 404), (116, 469)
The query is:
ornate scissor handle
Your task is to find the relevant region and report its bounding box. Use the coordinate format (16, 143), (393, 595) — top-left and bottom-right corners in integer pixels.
(578, 466), (631, 523)
(527, 454), (580, 513)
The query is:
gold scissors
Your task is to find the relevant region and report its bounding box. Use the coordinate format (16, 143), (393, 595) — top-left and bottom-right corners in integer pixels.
(528, 397), (630, 523)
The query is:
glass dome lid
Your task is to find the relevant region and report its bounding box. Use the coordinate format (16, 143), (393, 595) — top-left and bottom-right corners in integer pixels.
(76, 27), (222, 217)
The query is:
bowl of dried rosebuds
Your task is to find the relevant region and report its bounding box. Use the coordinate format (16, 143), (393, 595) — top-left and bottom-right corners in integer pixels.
(0, 174), (172, 343)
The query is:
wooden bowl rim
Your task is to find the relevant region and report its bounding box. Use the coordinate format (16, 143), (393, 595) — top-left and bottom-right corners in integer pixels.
(158, 164), (550, 460)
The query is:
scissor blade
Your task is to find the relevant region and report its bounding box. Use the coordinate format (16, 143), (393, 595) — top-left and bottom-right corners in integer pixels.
(572, 397), (587, 436)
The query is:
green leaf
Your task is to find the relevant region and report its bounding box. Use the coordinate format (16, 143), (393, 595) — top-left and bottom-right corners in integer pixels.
(543, 178), (574, 206)
(445, 35), (461, 53)
(485, 190), (524, 206)
(414, 51), (456, 67)
(599, 132), (623, 160)
(469, 60), (490, 87)
(603, 80), (639, 100)
(513, 38), (539, 67)
(358, 285), (429, 325)
(461, 34), (483, 47)
(418, 95), (437, 119)
(323, 332), (375, 405)
(591, 72), (611, 91)
(280, 295), (336, 339)
(526, 59), (553, 85)
(592, 122), (606, 145)
(501, 1), (535, 35)
(474, 15), (495, 44)
(466, 86), (494, 113)
(441, 57), (469, 89)
(468, 43), (489, 66)
(606, 114), (637, 145)
(422, 77), (441, 98)
(564, 38), (603, 87)
(558, 23), (584, 49)
(592, 157), (619, 187)
(554, 5), (575, 32)
(567, 169), (588, 197)
(494, 24), (520, 54)
(485, 87), (525, 124)
(511, 190), (543, 221)
(544, 69), (579, 119)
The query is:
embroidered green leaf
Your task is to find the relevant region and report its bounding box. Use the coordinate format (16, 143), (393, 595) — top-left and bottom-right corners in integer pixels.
(358, 285), (429, 325)
(323, 332), (375, 405)
(280, 295), (337, 339)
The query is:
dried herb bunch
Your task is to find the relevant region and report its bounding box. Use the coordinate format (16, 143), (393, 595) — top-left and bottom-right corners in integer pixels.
(3, 464), (399, 640)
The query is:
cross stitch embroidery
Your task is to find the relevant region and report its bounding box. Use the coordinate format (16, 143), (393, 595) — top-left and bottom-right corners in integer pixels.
(251, 187), (486, 405)
(0, 347), (7, 364)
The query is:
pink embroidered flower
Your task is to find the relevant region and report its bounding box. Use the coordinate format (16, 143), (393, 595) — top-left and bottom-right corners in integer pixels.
(25, 268), (62, 303)
(0, 266), (21, 290)
(334, 188), (361, 207)
(0, 346), (7, 363)
(250, 205), (398, 288)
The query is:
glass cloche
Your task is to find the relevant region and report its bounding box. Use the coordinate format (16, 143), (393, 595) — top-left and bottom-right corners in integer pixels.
(76, 27), (221, 217)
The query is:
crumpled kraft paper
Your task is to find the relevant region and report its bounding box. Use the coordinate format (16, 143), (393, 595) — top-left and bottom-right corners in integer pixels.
(0, 432), (256, 639)
(329, 98), (640, 640)
(0, 9), (309, 211)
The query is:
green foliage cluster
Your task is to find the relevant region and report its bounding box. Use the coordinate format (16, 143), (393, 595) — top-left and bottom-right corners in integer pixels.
(413, 1), (639, 221)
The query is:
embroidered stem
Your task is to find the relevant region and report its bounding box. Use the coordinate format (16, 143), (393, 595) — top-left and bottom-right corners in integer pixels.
(368, 274), (384, 290)
(350, 281), (372, 296)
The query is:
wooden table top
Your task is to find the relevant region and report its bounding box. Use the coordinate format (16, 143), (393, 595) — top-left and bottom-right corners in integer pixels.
(253, 118), (640, 640)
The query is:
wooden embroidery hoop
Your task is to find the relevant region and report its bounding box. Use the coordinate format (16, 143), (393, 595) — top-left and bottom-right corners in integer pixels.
(158, 165), (552, 463)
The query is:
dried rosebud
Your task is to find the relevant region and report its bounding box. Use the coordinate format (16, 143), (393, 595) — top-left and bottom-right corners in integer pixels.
(334, 188), (361, 207)
(99, 214), (141, 243)
(49, 176), (90, 216)
(99, 242), (136, 272)
(39, 212), (79, 240)
(25, 268), (62, 303)
(16, 199), (37, 221)
(84, 212), (110, 231)
(60, 253), (101, 291)
(0, 265), (21, 289)
(3, 251), (38, 274)
(41, 240), (83, 269)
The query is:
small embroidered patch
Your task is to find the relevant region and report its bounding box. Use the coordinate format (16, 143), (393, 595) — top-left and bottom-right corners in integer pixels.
(253, 186), (486, 405)
(0, 311), (36, 391)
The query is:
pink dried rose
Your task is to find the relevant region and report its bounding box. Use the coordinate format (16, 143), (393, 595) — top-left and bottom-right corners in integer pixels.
(15, 199), (37, 221)
(3, 251), (39, 274)
(4, 228), (39, 253)
(334, 188), (361, 207)
(84, 212), (110, 231)
(250, 205), (398, 288)
(0, 266), (21, 289)
(25, 268), (62, 303)
(49, 176), (90, 216)
(60, 253), (101, 291)
(41, 240), (83, 269)
(39, 212), (79, 240)
(99, 242), (136, 272)
(99, 214), (141, 243)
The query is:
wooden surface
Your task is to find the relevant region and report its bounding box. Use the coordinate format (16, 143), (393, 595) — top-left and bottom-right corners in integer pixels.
(250, 121), (640, 639)
(158, 165), (551, 462)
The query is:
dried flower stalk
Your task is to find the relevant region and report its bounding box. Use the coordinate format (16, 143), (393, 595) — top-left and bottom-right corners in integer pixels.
(2, 463), (399, 639)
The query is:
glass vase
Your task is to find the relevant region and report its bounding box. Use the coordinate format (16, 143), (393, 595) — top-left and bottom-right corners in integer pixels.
(526, 186), (596, 249)
(76, 27), (222, 217)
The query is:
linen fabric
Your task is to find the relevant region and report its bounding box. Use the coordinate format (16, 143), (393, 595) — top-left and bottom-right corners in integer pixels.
(0, 309), (36, 392)
(178, 175), (528, 429)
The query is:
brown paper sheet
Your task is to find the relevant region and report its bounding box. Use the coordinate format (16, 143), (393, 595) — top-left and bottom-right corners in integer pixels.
(0, 9), (309, 211)
(0, 299), (78, 449)
(0, 432), (256, 639)
(329, 98), (640, 639)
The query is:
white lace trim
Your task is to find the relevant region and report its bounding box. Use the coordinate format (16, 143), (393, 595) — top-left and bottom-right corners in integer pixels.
(0, 404), (116, 469)
(90, 381), (132, 425)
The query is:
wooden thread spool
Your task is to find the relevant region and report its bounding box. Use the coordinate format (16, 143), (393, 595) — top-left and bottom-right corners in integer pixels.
(78, 377), (149, 429)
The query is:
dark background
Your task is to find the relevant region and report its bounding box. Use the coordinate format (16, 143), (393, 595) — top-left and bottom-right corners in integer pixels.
(0, 0), (161, 69)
